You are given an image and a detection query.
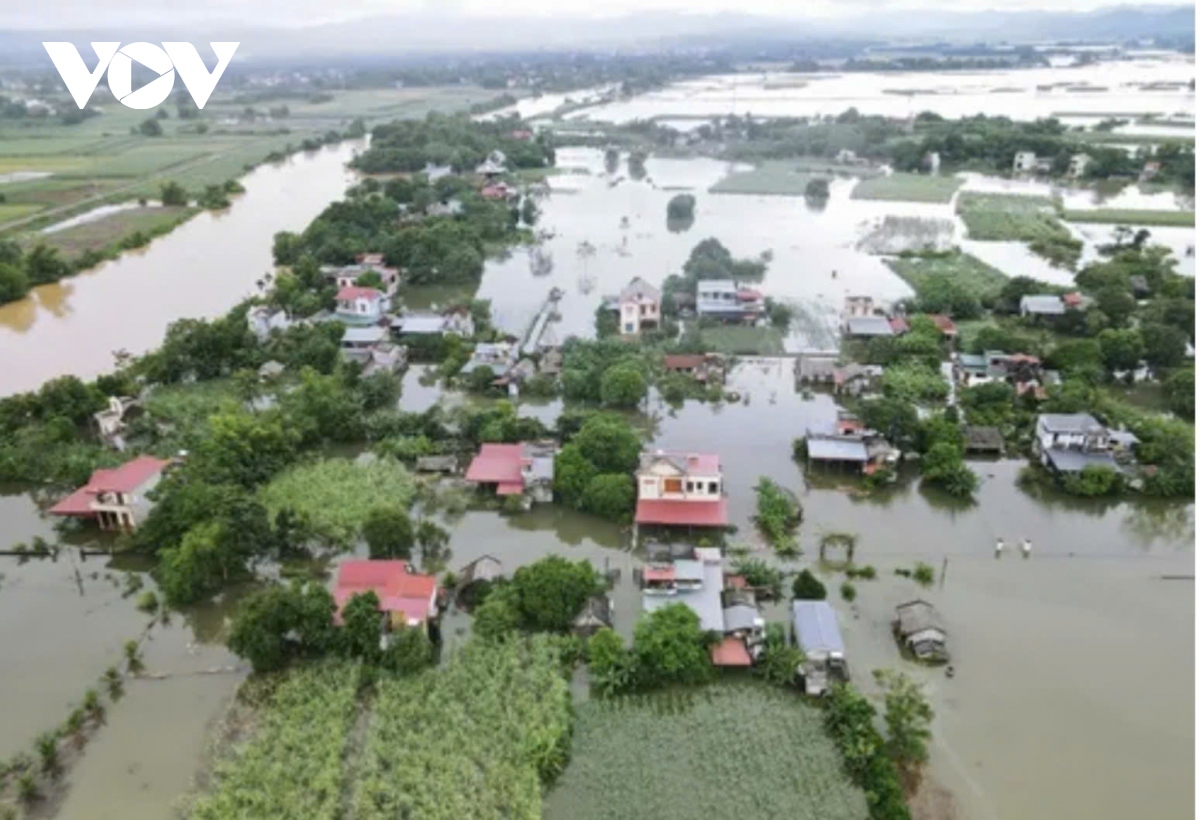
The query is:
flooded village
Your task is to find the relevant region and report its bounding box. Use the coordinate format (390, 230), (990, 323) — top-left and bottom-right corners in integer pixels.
(0, 38), (1194, 820)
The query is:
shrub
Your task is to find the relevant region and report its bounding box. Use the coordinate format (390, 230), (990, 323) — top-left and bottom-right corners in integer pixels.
(912, 562), (935, 587)
(792, 568), (827, 600)
(840, 582), (857, 602)
(135, 590), (159, 613)
(755, 477), (801, 555)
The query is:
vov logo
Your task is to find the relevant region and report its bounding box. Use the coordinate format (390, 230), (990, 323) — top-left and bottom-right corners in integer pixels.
(43, 42), (239, 110)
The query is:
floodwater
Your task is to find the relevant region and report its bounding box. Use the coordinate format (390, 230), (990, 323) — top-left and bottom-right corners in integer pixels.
(40, 201), (160, 235)
(0, 141), (363, 397)
(0, 68), (1194, 820)
(573, 57), (1195, 123)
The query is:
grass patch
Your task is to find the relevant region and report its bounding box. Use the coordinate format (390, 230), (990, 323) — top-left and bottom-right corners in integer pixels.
(259, 458), (417, 549)
(353, 637), (571, 820)
(34, 206), (197, 257)
(957, 192), (1081, 268)
(188, 661), (361, 820)
(885, 251), (1007, 303)
(544, 683), (868, 820)
(1062, 209), (1195, 227)
(0, 202), (44, 223)
(709, 159), (878, 196)
(850, 172), (963, 203)
(697, 324), (785, 355)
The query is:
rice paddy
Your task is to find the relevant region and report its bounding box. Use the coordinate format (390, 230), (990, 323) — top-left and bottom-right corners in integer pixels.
(709, 159), (878, 196)
(885, 251), (1008, 303)
(543, 683), (868, 820)
(955, 192), (1068, 242)
(1062, 208), (1195, 227)
(850, 172), (963, 203)
(697, 324), (786, 355)
(858, 215), (956, 255)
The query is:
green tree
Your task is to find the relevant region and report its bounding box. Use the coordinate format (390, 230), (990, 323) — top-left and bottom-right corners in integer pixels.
(362, 506), (414, 559)
(1097, 328), (1144, 374)
(594, 304), (619, 338)
(227, 583), (334, 673)
(553, 443), (598, 509)
(600, 362), (647, 408)
(511, 556), (600, 632)
(755, 622), (804, 688)
(156, 521), (239, 605)
(193, 411), (299, 488)
(804, 178), (830, 203)
(572, 413), (642, 473)
(792, 569), (827, 600)
(0, 261), (29, 303)
(581, 473), (635, 522)
(1094, 286), (1136, 327)
(472, 585), (521, 640)
(24, 243), (70, 286)
(921, 442), (977, 497)
(466, 365), (499, 393)
(160, 181), (188, 206)
(873, 669), (934, 780)
(632, 603), (713, 688)
(1049, 338), (1104, 380)
(381, 626), (434, 674)
(587, 627), (636, 696)
(1063, 464), (1122, 497)
(1140, 323), (1189, 371)
(1163, 369), (1194, 420)
(139, 117), (163, 136)
(338, 591), (383, 663)
(667, 193), (697, 221)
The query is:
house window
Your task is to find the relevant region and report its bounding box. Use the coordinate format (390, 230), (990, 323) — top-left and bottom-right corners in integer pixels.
(624, 323), (635, 333)
(708, 481), (719, 494)
(664, 478), (683, 494)
(685, 480), (695, 493)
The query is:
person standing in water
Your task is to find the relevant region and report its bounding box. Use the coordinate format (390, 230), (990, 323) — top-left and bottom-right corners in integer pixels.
(1022, 538), (1032, 558)
(995, 538), (1005, 558)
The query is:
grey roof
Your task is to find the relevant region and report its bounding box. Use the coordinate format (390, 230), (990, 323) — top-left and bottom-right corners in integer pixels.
(392, 314), (446, 334)
(459, 555), (503, 585)
(673, 559), (705, 583)
(894, 600), (946, 638)
(575, 594), (613, 627)
(1020, 295), (1065, 315)
(341, 326), (389, 345)
(964, 426), (1004, 451)
(1038, 413), (1105, 435)
(792, 601), (846, 656)
(806, 436), (870, 462)
(258, 360), (285, 377)
(415, 455), (458, 473)
(1044, 448), (1117, 473)
(696, 279), (738, 296)
(845, 316), (894, 337)
(723, 604), (761, 633)
(1108, 431), (1140, 447)
(619, 277), (661, 303)
(643, 559), (724, 632)
(796, 352), (839, 381)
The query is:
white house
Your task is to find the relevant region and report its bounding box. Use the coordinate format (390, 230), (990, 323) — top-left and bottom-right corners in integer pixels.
(1035, 413), (1117, 474)
(634, 451), (729, 528)
(695, 280), (765, 322)
(1068, 153), (1091, 179)
(335, 286), (391, 324)
(1013, 151), (1039, 173)
(247, 305), (291, 341)
(1020, 294), (1065, 317)
(843, 295), (875, 320)
(618, 277), (662, 335)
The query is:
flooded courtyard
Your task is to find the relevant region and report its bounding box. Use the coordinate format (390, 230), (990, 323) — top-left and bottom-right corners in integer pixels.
(0, 57), (1194, 820)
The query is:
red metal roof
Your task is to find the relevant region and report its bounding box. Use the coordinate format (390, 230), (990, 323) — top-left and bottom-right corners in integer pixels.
(333, 560), (438, 624)
(635, 498), (729, 527)
(336, 286), (384, 302)
(496, 481), (525, 495)
(928, 314), (957, 334)
(736, 289), (762, 301)
(710, 636), (753, 667)
(465, 443), (526, 486)
(49, 456), (170, 518)
(663, 354), (705, 370)
(889, 317), (910, 334)
(643, 566), (676, 582)
(1063, 292), (1084, 307)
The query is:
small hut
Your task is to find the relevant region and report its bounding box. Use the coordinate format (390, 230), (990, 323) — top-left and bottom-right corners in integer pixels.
(892, 599), (949, 663)
(964, 426), (1004, 455)
(572, 594), (613, 637)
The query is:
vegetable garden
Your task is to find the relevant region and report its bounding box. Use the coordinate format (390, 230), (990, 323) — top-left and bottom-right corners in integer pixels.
(544, 683), (868, 820)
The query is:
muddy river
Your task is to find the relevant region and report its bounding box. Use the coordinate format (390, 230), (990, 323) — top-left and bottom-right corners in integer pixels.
(0, 63), (1194, 820)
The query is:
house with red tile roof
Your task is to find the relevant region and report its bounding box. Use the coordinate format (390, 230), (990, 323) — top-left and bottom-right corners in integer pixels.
(928, 314), (958, 338)
(48, 455), (172, 531)
(335, 286), (391, 325)
(333, 560), (439, 633)
(634, 450), (728, 528)
(465, 441), (558, 503)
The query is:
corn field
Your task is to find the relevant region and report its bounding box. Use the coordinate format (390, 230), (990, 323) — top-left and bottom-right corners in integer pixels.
(544, 683), (869, 820)
(188, 661), (361, 820)
(352, 636), (571, 820)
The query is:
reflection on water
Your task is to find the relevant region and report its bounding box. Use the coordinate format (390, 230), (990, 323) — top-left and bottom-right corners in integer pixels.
(0, 142), (363, 397)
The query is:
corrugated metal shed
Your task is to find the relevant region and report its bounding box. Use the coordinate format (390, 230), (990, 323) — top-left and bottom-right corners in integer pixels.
(806, 437), (870, 462)
(792, 601), (845, 656)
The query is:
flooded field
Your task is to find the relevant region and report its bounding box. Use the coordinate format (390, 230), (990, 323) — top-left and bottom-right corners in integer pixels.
(0, 65), (1194, 820)
(573, 58), (1195, 123)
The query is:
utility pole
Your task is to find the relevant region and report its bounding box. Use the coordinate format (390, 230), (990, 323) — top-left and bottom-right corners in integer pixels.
(939, 556), (948, 589)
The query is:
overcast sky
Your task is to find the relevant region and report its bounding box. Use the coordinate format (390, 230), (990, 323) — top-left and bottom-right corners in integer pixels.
(0, 0), (1185, 29)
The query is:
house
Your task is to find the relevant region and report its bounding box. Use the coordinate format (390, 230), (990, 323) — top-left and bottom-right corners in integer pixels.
(805, 429), (899, 475)
(1062, 291), (1086, 310)
(926, 151), (941, 174)
(964, 425), (1005, 454)
(843, 315), (895, 338)
(833, 363), (883, 397)
(362, 342), (407, 377)
(391, 313), (448, 336)
(49, 455), (172, 531)
(634, 451), (729, 529)
(465, 342), (516, 377)
(792, 601), (849, 695)
(892, 600), (948, 663)
(335, 286), (390, 325)
(1013, 151), (1047, 174)
(1019, 294), (1065, 318)
(476, 150), (507, 177)
(794, 351), (839, 385)
(928, 314), (958, 339)
(457, 555), (503, 589)
(510, 129), (535, 141)
(642, 547), (725, 632)
(425, 199), (464, 218)
(340, 326), (390, 362)
(1129, 275), (1151, 298)
(247, 305), (291, 341)
(443, 307), (475, 337)
(617, 277), (662, 335)
(1140, 161), (1161, 181)
(835, 148), (858, 164)
(718, 602), (766, 665)
(415, 455), (458, 474)
(1068, 153), (1091, 179)
(481, 182), (515, 201)
(465, 441), (557, 503)
(423, 162), (453, 181)
(573, 594), (614, 638)
(663, 353), (723, 383)
(1034, 413), (1117, 474)
(93, 396), (142, 450)
(843, 295), (875, 319)
(695, 280), (765, 323)
(333, 560), (439, 634)
(322, 259), (401, 294)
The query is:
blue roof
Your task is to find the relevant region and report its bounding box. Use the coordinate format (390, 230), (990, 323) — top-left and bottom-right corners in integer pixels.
(806, 437), (869, 462)
(792, 601), (845, 655)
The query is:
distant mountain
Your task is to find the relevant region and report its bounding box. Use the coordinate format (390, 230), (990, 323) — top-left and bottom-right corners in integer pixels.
(0, 5), (1192, 64)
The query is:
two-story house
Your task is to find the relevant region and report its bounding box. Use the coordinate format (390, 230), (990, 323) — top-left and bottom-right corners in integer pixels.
(618, 277), (662, 335)
(49, 455), (172, 531)
(335, 286), (391, 325)
(635, 450), (729, 528)
(695, 280), (765, 323)
(1035, 413), (1117, 474)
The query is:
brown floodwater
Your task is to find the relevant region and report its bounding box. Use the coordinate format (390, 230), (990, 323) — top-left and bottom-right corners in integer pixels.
(0, 116), (1192, 820)
(0, 140), (362, 397)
